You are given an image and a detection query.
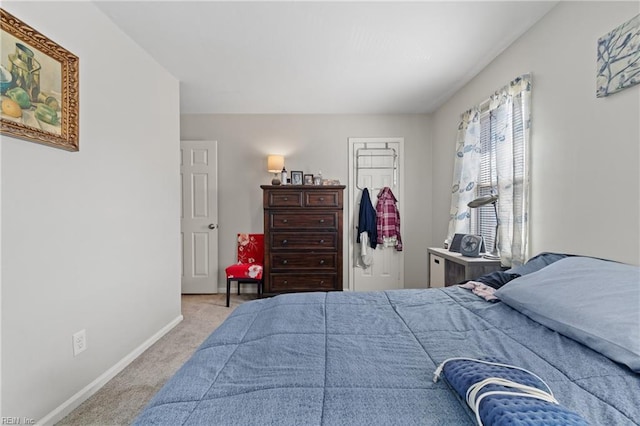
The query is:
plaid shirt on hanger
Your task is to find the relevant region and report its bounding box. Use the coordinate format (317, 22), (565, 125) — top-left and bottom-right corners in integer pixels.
(376, 187), (403, 251)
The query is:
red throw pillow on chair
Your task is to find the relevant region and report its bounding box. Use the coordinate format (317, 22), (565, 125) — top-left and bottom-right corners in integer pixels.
(225, 233), (264, 280)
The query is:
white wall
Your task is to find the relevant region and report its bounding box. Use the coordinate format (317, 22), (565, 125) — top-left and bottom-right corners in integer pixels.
(1, 2), (181, 421)
(180, 114), (432, 288)
(432, 1), (640, 265)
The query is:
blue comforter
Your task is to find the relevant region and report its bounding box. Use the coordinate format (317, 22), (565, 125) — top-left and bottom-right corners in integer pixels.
(135, 288), (640, 425)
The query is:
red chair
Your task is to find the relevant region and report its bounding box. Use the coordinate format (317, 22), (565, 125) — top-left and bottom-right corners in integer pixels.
(225, 233), (264, 307)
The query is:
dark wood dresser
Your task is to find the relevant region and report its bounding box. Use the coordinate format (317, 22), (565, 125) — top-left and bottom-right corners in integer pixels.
(261, 185), (345, 296)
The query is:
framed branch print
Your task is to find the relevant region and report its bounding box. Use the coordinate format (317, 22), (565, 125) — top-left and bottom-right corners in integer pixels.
(597, 13), (640, 97)
(1, 8), (79, 151)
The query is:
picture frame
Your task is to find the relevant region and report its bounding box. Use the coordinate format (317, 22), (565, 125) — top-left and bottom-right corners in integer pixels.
(1, 9), (79, 151)
(290, 170), (303, 185)
(303, 174), (314, 185)
(596, 13), (640, 98)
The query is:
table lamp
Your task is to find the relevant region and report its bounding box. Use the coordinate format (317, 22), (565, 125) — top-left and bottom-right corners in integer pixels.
(267, 155), (284, 185)
(467, 194), (500, 260)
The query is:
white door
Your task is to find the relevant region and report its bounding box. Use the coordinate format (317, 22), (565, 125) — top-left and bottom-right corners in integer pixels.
(348, 138), (404, 292)
(181, 140), (218, 294)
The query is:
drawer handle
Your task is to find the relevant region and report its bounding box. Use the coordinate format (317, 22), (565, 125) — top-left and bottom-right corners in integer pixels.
(282, 219), (288, 223)
(319, 260), (325, 265)
(283, 197), (288, 201)
(283, 280), (288, 285)
(319, 197), (324, 201)
(319, 219), (325, 223)
(319, 280), (325, 285)
(282, 239), (288, 245)
(434, 259), (440, 264)
(282, 260), (288, 264)
(319, 239), (325, 244)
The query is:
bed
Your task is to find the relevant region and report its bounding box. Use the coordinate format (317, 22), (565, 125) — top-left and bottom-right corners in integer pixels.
(134, 254), (640, 425)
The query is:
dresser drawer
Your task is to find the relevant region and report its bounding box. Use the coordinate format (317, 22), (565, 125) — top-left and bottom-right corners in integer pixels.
(270, 212), (338, 230)
(304, 190), (342, 208)
(270, 253), (336, 270)
(269, 273), (337, 292)
(266, 190), (303, 207)
(270, 232), (337, 250)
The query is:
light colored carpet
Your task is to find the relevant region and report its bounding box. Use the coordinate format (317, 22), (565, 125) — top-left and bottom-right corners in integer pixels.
(56, 293), (255, 426)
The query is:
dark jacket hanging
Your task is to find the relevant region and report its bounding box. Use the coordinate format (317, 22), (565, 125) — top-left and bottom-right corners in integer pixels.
(357, 188), (377, 249)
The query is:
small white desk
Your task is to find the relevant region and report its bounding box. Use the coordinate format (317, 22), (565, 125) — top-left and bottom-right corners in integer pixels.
(428, 247), (503, 287)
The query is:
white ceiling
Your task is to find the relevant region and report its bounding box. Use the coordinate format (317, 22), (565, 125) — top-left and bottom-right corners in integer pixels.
(94, 1), (557, 114)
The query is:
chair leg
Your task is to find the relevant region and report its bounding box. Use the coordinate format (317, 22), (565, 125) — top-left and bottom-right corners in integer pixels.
(226, 278), (231, 307)
(237, 281), (241, 295)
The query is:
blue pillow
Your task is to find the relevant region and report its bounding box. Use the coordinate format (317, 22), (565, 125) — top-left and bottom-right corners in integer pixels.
(470, 252), (569, 289)
(474, 271), (520, 289)
(495, 257), (640, 373)
(505, 252), (569, 276)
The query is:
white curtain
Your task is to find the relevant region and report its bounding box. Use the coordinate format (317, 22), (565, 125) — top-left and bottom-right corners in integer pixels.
(447, 108), (482, 238)
(447, 74), (531, 267)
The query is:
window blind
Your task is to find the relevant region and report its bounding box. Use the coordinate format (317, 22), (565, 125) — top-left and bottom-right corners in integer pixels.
(470, 96), (525, 253)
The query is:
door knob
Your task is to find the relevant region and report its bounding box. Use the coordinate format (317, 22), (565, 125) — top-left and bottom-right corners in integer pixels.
(208, 224), (217, 229)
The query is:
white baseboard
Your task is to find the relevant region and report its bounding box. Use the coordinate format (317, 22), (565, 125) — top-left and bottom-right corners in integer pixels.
(37, 315), (184, 426)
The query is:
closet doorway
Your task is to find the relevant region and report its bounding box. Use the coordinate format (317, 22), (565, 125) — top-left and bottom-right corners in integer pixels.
(348, 138), (404, 292)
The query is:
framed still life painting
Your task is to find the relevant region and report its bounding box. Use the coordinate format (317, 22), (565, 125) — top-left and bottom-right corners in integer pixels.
(1, 8), (79, 151)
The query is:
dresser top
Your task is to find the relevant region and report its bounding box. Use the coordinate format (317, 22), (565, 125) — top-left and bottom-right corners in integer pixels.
(261, 185), (346, 190)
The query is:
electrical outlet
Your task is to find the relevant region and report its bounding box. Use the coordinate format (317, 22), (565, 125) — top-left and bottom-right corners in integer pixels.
(73, 329), (87, 356)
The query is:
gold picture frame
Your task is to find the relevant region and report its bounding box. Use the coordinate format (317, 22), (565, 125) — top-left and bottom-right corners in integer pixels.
(1, 9), (79, 151)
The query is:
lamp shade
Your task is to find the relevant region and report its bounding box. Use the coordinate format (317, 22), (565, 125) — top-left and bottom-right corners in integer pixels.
(267, 155), (284, 173)
(467, 194), (498, 208)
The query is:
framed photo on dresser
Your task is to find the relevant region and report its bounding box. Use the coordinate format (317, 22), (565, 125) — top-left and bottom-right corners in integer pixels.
(290, 171), (303, 185)
(303, 174), (314, 185)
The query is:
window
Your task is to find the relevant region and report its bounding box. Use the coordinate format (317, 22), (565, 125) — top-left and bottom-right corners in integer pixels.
(448, 74), (530, 265)
(470, 98), (525, 254)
